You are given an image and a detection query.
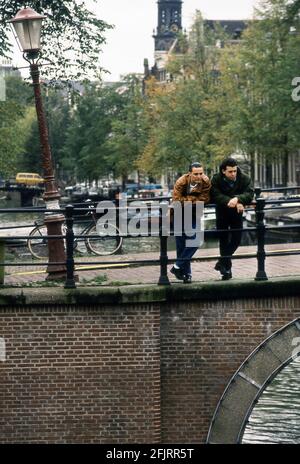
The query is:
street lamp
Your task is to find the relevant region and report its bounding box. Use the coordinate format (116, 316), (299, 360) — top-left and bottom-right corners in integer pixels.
(10, 7), (66, 279)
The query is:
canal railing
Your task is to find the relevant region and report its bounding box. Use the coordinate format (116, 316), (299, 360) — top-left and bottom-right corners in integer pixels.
(0, 186), (299, 288)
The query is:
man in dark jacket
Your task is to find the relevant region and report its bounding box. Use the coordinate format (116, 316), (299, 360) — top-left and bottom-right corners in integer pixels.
(211, 157), (254, 280)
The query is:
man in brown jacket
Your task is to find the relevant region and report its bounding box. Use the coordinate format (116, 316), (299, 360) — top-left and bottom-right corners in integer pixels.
(170, 162), (211, 283)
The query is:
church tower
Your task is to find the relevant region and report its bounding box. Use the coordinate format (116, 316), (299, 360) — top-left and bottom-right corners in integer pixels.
(154, 0), (183, 52)
(152, 0), (183, 82)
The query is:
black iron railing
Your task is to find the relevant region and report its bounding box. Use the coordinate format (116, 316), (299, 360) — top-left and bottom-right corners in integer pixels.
(0, 186), (299, 288)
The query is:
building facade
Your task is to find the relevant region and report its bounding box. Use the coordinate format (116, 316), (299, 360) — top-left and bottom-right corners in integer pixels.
(0, 57), (21, 101)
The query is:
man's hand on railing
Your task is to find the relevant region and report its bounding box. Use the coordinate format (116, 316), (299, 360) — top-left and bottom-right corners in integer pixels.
(236, 204), (245, 214)
(227, 197), (239, 208)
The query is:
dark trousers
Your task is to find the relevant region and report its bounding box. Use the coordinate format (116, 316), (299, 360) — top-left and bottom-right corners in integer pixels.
(216, 209), (243, 270)
(175, 217), (200, 275)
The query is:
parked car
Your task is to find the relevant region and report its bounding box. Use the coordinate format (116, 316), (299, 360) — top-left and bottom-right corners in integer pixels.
(138, 184), (164, 198)
(15, 172), (44, 186)
(124, 183), (139, 199)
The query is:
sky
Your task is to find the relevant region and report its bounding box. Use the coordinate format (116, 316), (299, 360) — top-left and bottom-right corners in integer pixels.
(87, 0), (262, 81)
(11, 0), (262, 81)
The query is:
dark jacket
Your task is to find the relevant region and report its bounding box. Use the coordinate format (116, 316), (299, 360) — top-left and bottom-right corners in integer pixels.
(211, 167), (254, 209)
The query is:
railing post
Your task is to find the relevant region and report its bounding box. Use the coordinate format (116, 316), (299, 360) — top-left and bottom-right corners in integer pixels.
(254, 187), (262, 200)
(64, 204), (76, 289)
(115, 197), (122, 255)
(255, 198), (268, 281)
(0, 239), (5, 285)
(158, 202), (170, 285)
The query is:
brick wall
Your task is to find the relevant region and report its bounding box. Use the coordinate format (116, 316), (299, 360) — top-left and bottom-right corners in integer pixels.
(0, 295), (299, 443)
(0, 305), (161, 443)
(160, 296), (300, 443)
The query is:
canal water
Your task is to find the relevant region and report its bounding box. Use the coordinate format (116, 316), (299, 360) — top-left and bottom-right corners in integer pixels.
(242, 359), (300, 444)
(0, 197), (44, 244)
(1, 197), (299, 252)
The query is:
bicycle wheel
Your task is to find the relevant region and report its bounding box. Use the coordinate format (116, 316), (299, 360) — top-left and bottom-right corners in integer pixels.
(85, 223), (123, 256)
(27, 225), (49, 259)
(28, 224), (67, 259)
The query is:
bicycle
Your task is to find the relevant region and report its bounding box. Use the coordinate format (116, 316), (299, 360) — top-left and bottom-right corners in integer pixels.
(27, 204), (123, 259)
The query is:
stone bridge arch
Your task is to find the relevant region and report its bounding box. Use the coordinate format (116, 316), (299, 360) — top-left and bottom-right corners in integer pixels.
(207, 318), (300, 444)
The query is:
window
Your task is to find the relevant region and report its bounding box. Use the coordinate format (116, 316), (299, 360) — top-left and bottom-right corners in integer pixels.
(172, 9), (179, 23)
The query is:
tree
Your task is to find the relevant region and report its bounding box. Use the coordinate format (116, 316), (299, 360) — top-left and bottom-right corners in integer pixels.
(218, 0), (300, 184)
(138, 12), (226, 175)
(0, 101), (23, 176)
(0, 0), (112, 81)
(17, 108), (41, 171)
(105, 75), (148, 187)
(139, 2), (300, 186)
(61, 82), (127, 184)
(44, 87), (72, 179)
(0, 75), (33, 177)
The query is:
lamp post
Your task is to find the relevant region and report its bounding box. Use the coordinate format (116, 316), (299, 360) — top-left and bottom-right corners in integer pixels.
(10, 7), (66, 279)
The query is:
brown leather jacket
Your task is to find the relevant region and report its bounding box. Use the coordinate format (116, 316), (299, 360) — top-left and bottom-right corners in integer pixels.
(172, 173), (211, 204)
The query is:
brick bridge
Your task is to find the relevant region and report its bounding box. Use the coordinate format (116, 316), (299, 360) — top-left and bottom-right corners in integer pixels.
(0, 277), (299, 443)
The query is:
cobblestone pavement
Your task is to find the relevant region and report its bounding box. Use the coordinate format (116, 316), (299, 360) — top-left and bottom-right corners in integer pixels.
(3, 242), (300, 287)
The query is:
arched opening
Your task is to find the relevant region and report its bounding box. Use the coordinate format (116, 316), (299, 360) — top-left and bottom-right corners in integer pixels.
(207, 318), (300, 444)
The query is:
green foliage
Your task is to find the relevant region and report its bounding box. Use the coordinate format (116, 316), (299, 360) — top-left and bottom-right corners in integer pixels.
(58, 75), (149, 185)
(13, 83), (72, 177)
(0, 0), (112, 81)
(80, 274), (107, 286)
(0, 75), (33, 176)
(105, 75), (148, 184)
(217, 0), (300, 182)
(3, 1), (299, 187)
(138, 2), (300, 182)
(138, 12), (226, 175)
(61, 82), (127, 183)
(19, 111), (42, 172)
(5, 75), (33, 105)
(141, 81), (217, 172)
(285, 0), (300, 23)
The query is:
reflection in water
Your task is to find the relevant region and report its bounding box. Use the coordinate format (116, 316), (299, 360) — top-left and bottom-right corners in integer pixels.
(242, 359), (300, 444)
(0, 199), (44, 245)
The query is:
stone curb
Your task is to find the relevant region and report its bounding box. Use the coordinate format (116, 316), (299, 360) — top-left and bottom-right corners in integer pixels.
(0, 276), (299, 306)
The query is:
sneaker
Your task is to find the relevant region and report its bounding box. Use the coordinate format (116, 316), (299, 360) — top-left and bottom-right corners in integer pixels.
(183, 274), (192, 284)
(170, 266), (184, 280)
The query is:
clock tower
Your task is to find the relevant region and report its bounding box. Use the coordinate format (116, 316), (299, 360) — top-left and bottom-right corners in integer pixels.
(154, 0), (183, 52)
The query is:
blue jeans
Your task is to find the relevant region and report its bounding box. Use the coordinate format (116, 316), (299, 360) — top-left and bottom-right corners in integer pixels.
(175, 218), (200, 275)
